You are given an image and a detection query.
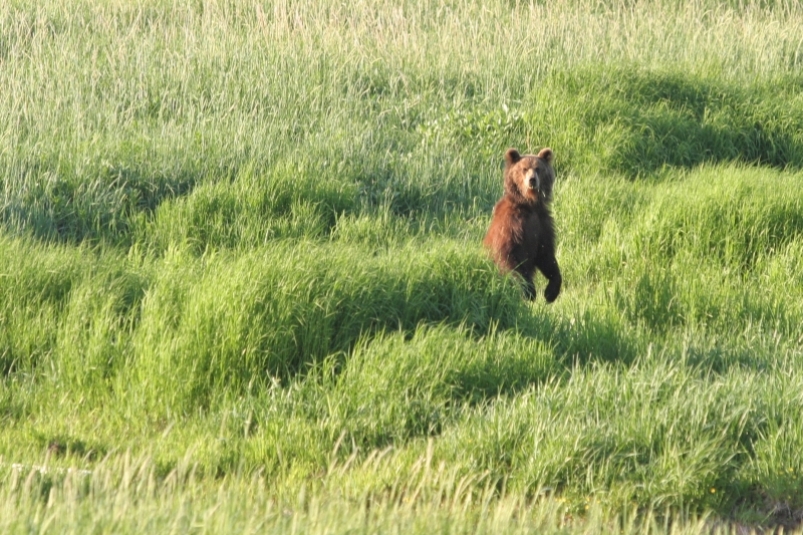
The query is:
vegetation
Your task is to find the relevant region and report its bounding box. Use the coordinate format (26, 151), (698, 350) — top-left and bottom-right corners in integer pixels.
(2, 0), (803, 532)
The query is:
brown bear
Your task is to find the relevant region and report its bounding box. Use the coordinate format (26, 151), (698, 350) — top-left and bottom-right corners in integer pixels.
(483, 147), (562, 302)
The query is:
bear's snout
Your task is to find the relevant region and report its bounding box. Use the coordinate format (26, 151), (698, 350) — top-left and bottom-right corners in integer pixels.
(526, 172), (539, 191)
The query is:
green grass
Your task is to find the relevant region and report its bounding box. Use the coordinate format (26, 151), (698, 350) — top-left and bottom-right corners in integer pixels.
(3, 0), (803, 532)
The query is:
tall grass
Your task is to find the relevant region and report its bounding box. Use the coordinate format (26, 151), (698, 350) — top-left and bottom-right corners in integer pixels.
(1, 453), (733, 535)
(2, 0), (803, 532)
(3, 0), (803, 245)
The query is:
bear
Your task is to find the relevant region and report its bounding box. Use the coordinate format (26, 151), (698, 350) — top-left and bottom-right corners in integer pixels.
(483, 147), (562, 302)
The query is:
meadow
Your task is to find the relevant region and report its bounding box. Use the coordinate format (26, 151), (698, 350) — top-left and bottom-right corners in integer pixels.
(2, 0), (803, 532)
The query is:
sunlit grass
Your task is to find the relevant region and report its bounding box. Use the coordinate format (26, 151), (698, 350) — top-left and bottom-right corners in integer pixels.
(1, 453), (733, 535)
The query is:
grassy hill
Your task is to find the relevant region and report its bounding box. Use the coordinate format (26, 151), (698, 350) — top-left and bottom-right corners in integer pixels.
(2, 0), (803, 532)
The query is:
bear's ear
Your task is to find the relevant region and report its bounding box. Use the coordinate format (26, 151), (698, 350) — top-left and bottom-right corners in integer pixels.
(537, 148), (554, 165)
(504, 148), (521, 167)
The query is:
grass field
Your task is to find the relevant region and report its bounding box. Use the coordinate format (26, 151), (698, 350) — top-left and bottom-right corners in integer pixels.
(3, 0), (803, 532)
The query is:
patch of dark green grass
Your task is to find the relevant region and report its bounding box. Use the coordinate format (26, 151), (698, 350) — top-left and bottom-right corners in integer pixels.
(528, 68), (803, 177)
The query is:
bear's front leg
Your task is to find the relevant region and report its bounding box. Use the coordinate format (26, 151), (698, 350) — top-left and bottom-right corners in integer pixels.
(536, 257), (562, 303)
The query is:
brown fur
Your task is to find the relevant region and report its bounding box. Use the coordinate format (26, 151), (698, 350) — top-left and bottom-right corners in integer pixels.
(483, 147), (562, 302)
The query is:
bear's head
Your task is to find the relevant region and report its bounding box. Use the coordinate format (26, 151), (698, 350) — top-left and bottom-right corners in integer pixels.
(503, 147), (555, 204)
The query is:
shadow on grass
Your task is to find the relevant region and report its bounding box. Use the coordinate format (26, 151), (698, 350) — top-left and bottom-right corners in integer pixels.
(536, 68), (803, 178)
(1, 157), (199, 246)
(317, 301), (650, 451)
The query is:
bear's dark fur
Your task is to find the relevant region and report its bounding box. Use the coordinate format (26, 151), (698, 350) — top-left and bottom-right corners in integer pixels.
(483, 147), (562, 302)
